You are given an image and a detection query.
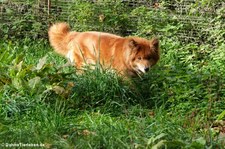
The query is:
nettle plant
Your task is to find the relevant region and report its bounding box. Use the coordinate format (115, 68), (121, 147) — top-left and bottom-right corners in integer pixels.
(130, 6), (182, 38)
(0, 1), (55, 40)
(67, 0), (134, 35)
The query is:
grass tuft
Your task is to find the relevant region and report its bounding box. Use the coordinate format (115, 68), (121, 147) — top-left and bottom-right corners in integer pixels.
(0, 39), (224, 148)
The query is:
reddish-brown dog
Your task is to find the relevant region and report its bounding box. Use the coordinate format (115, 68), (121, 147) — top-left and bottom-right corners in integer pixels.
(48, 22), (160, 77)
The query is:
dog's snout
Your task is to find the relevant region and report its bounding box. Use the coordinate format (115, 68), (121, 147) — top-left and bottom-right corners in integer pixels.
(144, 67), (149, 72)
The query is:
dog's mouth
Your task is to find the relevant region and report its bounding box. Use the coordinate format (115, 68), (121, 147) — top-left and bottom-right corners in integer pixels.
(134, 67), (150, 75)
(136, 69), (144, 75)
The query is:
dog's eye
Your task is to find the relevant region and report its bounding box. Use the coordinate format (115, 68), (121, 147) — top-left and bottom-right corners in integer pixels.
(137, 57), (142, 60)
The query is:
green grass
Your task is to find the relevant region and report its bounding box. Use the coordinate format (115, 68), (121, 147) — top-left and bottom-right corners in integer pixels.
(0, 39), (225, 149)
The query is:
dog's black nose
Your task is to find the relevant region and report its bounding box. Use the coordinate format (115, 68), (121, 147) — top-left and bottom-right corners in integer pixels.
(144, 67), (149, 72)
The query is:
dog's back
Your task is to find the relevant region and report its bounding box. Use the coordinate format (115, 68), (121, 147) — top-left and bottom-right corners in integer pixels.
(48, 22), (160, 76)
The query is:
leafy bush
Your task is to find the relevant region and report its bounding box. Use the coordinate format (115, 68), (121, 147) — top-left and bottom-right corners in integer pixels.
(67, 0), (134, 35)
(0, 1), (58, 40)
(130, 6), (182, 38)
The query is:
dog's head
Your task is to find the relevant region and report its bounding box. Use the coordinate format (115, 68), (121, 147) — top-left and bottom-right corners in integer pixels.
(125, 37), (160, 76)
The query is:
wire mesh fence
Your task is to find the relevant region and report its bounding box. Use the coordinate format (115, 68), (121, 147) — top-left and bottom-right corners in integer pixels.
(0, 0), (224, 43)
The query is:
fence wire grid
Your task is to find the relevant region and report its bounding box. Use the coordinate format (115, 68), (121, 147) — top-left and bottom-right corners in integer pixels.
(0, 0), (224, 43)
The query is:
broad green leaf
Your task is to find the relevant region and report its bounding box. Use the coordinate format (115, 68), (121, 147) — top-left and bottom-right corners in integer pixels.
(152, 140), (166, 149)
(36, 56), (47, 70)
(12, 78), (22, 90)
(217, 110), (225, 120)
(28, 77), (41, 90)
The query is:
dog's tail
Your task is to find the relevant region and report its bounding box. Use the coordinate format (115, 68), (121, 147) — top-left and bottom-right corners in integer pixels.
(48, 22), (70, 56)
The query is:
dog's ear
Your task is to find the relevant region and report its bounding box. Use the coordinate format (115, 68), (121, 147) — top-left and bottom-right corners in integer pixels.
(151, 38), (159, 52)
(128, 38), (138, 49)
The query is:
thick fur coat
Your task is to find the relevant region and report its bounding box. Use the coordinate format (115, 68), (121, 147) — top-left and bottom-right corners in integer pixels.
(48, 22), (160, 76)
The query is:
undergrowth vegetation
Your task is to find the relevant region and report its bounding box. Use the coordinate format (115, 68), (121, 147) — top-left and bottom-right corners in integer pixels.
(0, 0), (225, 148)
